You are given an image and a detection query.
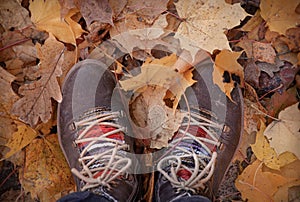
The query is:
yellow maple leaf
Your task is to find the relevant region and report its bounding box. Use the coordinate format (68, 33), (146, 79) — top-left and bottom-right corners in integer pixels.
(120, 54), (196, 109)
(2, 123), (37, 160)
(212, 50), (243, 100)
(174, 0), (249, 53)
(260, 0), (300, 35)
(29, 0), (85, 44)
(251, 120), (297, 170)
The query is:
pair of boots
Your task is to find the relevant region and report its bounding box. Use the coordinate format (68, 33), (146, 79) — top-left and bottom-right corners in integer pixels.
(57, 55), (243, 201)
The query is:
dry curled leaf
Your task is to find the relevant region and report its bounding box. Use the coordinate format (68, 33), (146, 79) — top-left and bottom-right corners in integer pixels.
(264, 103), (300, 159)
(29, 0), (85, 44)
(212, 50), (243, 100)
(20, 134), (74, 200)
(11, 34), (64, 127)
(260, 0), (300, 35)
(174, 0), (248, 53)
(130, 86), (185, 149)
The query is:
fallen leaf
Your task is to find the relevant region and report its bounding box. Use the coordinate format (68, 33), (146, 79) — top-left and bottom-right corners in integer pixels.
(262, 160), (300, 201)
(58, 0), (77, 18)
(0, 68), (18, 147)
(274, 179), (300, 202)
(120, 58), (177, 91)
(174, 0), (248, 53)
(0, 0), (32, 30)
(253, 41), (276, 64)
(244, 99), (261, 134)
(76, 0), (113, 27)
(243, 83), (267, 133)
(130, 86), (185, 149)
(126, 0), (169, 24)
(58, 49), (77, 85)
(110, 14), (168, 54)
(277, 159), (300, 179)
(29, 0), (85, 44)
(11, 34), (64, 127)
(241, 10), (263, 32)
(212, 50), (243, 100)
(233, 130), (256, 162)
(279, 52), (298, 66)
(20, 134), (74, 200)
(108, 0), (127, 18)
(12, 44), (37, 64)
(265, 86), (299, 117)
(260, 0), (300, 35)
(244, 60), (260, 88)
(236, 160), (288, 201)
(265, 29), (280, 43)
(280, 65), (300, 90)
(120, 54), (195, 109)
(2, 123), (37, 160)
(256, 60), (281, 78)
(236, 39), (254, 59)
(0, 67), (19, 111)
(285, 27), (300, 51)
(251, 120), (297, 170)
(0, 109), (17, 147)
(264, 103), (300, 159)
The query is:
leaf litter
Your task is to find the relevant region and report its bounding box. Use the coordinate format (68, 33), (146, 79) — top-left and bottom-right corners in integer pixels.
(0, 0), (299, 201)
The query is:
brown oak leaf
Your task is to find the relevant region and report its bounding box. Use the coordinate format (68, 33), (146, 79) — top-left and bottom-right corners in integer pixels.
(11, 34), (64, 127)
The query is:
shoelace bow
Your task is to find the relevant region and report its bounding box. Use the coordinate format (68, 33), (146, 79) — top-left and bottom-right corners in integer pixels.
(157, 109), (223, 193)
(71, 110), (132, 191)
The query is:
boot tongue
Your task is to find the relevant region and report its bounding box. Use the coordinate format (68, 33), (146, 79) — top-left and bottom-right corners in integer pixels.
(171, 126), (213, 159)
(78, 125), (124, 150)
(177, 169), (192, 180)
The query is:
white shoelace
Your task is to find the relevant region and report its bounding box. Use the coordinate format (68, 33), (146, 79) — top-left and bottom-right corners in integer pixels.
(71, 111), (132, 191)
(157, 110), (223, 193)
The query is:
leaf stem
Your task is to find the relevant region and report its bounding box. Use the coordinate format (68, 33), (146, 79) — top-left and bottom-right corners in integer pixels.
(250, 104), (280, 121)
(0, 38), (30, 52)
(259, 84), (283, 100)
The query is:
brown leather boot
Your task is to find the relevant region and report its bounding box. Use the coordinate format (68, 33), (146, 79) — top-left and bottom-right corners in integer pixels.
(154, 55), (243, 201)
(58, 59), (141, 202)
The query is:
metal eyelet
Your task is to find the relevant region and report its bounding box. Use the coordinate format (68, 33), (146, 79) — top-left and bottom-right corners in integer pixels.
(69, 122), (77, 131)
(72, 141), (77, 148)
